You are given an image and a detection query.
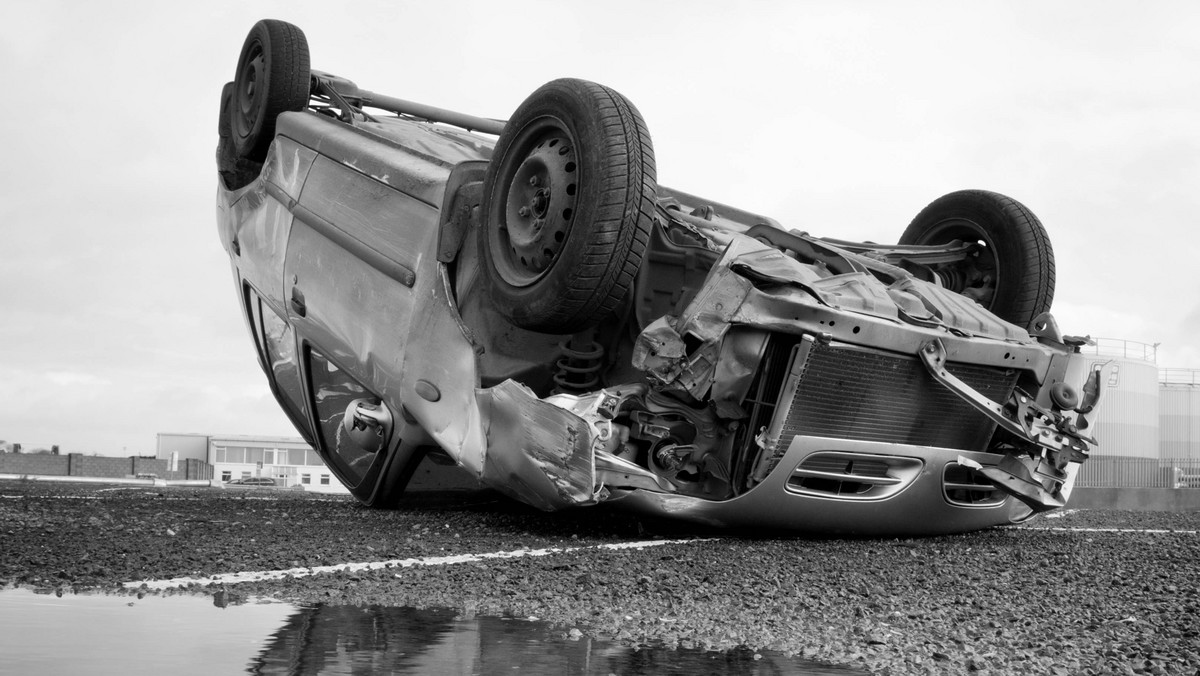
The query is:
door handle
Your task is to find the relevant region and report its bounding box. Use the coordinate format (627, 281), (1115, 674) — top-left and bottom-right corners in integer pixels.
(290, 287), (307, 317)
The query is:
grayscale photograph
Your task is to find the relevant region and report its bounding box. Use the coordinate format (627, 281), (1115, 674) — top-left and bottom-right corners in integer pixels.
(2, 2), (1198, 674)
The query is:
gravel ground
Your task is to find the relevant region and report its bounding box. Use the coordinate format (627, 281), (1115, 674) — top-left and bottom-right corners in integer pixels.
(2, 480), (1198, 675)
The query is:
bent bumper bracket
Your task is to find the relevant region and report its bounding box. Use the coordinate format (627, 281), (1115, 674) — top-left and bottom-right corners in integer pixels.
(919, 339), (1097, 511)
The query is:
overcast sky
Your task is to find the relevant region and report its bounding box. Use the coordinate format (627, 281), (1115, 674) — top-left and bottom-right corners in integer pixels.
(2, 1), (1197, 455)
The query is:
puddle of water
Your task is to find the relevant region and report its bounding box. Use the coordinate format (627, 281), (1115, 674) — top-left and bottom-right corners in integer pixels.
(0, 588), (865, 675)
(0, 588), (296, 675)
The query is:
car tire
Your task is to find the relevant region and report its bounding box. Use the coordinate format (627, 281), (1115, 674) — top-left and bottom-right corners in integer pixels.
(900, 189), (1055, 329)
(230, 19), (311, 162)
(217, 82), (261, 189)
(480, 78), (657, 334)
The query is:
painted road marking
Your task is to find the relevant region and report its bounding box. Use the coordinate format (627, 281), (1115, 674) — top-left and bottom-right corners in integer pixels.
(1023, 526), (1198, 535)
(1, 494), (101, 500)
(125, 538), (719, 591)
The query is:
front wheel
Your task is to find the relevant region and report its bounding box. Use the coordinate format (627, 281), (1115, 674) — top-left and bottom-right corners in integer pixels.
(480, 78), (657, 334)
(900, 190), (1055, 329)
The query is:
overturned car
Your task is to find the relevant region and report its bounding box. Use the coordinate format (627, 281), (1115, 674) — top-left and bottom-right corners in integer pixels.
(216, 20), (1109, 535)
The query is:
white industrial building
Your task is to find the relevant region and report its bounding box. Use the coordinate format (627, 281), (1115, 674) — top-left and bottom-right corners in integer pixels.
(156, 433), (349, 494)
(1077, 339), (1200, 488)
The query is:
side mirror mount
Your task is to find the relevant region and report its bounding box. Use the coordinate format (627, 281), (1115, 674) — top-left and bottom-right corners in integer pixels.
(342, 398), (392, 454)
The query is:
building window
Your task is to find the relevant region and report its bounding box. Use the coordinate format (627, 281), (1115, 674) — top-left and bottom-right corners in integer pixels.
(221, 471), (232, 482)
(241, 471), (252, 480)
(215, 446), (247, 464)
(320, 475), (331, 486)
(301, 474), (311, 485)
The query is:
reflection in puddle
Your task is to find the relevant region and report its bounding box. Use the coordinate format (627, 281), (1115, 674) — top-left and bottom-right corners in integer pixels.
(0, 588), (295, 675)
(254, 604), (866, 675)
(0, 588), (864, 675)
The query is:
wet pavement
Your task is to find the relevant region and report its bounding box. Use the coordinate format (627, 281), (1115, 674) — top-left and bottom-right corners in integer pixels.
(0, 588), (863, 675)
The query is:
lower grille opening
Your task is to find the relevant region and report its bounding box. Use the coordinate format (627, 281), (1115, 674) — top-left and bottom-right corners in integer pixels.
(786, 451), (923, 501)
(943, 462), (1007, 507)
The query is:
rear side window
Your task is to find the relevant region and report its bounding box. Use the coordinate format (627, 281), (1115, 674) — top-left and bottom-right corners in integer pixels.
(259, 299), (310, 428)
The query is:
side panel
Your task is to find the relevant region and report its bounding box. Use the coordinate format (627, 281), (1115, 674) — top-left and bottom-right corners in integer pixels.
(284, 220), (419, 385)
(282, 146), (444, 500)
(296, 155), (440, 283)
(218, 139), (317, 314)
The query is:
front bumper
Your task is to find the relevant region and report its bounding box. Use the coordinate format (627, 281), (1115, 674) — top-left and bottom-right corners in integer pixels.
(606, 435), (1029, 536)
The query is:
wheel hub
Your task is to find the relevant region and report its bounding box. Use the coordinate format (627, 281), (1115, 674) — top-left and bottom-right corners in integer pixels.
(496, 134), (578, 285)
(235, 45), (265, 134)
(924, 221), (999, 308)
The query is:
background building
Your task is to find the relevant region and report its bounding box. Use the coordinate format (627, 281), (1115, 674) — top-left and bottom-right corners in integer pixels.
(156, 433), (348, 494)
(1077, 339), (1200, 488)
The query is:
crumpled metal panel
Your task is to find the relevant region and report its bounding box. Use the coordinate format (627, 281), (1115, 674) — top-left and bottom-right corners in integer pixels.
(632, 229), (1043, 397)
(398, 262), (488, 477)
(395, 253), (596, 511)
(477, 380), (597, 511)
(723, 238), (1028, 341)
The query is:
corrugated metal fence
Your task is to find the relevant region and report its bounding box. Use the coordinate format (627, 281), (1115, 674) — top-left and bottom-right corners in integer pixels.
(1076, 456), (1200, 489)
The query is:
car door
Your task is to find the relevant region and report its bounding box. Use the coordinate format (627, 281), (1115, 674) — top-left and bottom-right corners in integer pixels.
(279, 116), (452, 503)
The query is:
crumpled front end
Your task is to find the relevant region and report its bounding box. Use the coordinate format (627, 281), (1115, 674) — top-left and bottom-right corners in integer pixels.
(616, 233), (1108, 519)
(451, 226), (1108, 532)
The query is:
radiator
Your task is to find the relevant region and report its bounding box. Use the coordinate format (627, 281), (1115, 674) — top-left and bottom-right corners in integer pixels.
(750, 336), (1017, 482)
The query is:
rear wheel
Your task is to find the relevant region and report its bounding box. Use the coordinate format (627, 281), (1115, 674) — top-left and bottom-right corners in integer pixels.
(216, 82), (260, 189)
(900, 190), (1055, 329)
(230, 19), (311, 162)
(480, 78), (657, 333)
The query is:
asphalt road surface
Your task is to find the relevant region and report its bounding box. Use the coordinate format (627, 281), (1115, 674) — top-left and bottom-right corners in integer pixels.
(2, 480), (1197, 674)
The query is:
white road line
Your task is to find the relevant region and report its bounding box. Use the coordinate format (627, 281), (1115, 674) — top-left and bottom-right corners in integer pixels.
(1, 494), (101, 500)
(124, 538), (718, 591)
(1022, 526), (1198, 535)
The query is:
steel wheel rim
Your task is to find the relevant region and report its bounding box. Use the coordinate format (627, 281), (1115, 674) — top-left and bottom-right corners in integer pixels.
(490, 118), (580, 287)
(234, 40), (266, 141)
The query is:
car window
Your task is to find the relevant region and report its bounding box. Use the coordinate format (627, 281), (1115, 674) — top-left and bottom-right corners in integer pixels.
(258, 298), (311, 429)
(242, 285), (268, 371)
(308, 349), (381, 486)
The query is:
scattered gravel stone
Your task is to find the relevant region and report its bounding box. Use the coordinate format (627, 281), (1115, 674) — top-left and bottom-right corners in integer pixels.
(3, 481), (1198, 674)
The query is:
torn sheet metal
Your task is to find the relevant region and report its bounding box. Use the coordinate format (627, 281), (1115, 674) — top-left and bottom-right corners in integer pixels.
(477, 380), (597, 511)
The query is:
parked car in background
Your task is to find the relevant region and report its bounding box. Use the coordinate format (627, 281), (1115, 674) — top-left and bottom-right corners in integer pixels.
(214, 20), (1111, 535)
(225, 477), (277, 487)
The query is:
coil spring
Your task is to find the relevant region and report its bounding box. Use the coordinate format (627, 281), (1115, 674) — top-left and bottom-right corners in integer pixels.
(552, 338), (604, 393)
